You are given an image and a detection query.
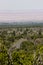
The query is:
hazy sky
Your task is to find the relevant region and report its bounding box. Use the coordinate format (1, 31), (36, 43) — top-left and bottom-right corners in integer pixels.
(0, 0), (43, 22)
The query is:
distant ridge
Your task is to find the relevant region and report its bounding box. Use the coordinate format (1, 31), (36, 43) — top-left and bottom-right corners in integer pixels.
(0, 21), (43, 27)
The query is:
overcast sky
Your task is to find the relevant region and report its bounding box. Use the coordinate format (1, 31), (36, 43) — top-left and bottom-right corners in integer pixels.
(0, 0), (43, 22)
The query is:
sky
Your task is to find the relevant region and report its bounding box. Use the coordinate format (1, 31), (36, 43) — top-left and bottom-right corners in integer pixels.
(0, 0), (43, 22)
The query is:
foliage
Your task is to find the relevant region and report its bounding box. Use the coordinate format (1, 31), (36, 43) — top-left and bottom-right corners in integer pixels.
(0, 27), (43, 65)
(0, 44), (12, 65)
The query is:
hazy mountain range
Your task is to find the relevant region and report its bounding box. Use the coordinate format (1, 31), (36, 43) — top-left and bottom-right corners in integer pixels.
(0, 21), (43, 27)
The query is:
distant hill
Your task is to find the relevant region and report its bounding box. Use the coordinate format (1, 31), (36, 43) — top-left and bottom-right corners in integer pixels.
(0, 21), (43, 27)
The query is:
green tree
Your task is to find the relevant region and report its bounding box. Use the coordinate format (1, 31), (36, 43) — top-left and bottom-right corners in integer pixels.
(0, 44), (12, 65)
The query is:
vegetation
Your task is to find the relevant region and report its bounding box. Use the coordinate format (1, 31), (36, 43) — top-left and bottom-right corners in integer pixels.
(0, 27), (43, 65)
